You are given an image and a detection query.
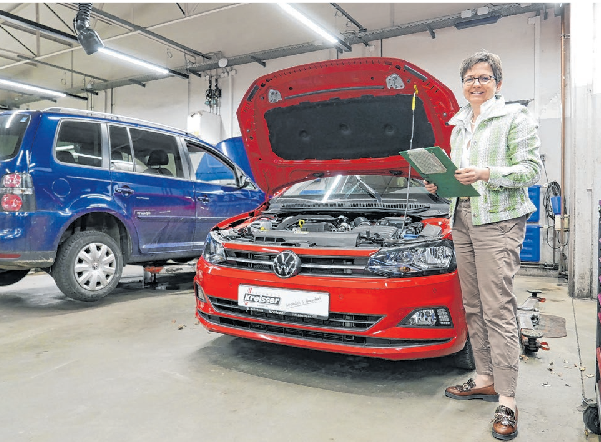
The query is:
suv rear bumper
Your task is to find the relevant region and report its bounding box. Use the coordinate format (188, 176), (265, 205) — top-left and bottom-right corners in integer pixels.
(0, 251), (55, 270)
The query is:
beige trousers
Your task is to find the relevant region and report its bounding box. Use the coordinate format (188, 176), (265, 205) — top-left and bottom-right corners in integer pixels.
(452, 199), (528, 397)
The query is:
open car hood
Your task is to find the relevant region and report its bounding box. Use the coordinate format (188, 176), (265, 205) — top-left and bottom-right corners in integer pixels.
(237, 57), (459, 196)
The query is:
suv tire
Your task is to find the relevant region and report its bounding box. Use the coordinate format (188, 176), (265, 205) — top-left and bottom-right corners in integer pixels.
(0, 269), (30, 286)
(53, 231), (123, 302)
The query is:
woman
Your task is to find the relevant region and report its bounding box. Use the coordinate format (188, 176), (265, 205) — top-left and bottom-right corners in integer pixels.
(425, 51), (542, 440)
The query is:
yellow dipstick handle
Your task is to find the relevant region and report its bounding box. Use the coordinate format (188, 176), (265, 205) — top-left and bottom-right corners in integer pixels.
(299, 219), (305, 229)
(412, 84), (418, 111)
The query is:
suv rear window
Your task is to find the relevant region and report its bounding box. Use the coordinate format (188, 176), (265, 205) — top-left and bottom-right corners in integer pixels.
(0, 113), (31, 161)
(55, 120), (102, 167)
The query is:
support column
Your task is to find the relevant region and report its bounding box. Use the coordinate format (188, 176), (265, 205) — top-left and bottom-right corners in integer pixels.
(567, 3), (601, 298)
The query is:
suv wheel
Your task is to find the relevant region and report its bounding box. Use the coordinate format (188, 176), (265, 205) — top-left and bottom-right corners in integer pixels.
(53, 231), (123, 302)
(0, 269), (30, 286)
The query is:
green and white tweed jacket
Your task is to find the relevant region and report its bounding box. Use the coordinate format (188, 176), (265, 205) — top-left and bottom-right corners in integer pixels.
(447, 94), (543, 227)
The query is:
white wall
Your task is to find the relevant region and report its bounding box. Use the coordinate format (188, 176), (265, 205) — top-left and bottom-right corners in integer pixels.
(29, 11), (573, 284)
(566, 3), (601, 298)
(108, 13), (564, 269)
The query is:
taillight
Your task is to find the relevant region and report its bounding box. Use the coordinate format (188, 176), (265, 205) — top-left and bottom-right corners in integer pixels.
(2, 173), (22, 188)
(1, 194), (22, 211)
(0, 173), (35, 212)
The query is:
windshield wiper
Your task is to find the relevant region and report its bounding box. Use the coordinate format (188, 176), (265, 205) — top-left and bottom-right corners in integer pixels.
(353, 175), (382, 204)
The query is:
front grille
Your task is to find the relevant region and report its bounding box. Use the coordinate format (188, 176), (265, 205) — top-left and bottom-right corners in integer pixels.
(198, 311), (450, 349)
(208, 296), (382, 330)
(222, 250), (376, 277)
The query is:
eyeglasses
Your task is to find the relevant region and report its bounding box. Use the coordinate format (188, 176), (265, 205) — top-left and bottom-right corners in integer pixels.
(462, 75), (495, 85)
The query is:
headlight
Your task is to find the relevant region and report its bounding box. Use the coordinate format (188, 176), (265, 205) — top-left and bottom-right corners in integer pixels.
(203, 231), (226, 264)
(366, 239), (455, 277)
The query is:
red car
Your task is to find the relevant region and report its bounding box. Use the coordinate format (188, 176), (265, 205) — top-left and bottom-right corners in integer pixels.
(195, 57), (474, 368)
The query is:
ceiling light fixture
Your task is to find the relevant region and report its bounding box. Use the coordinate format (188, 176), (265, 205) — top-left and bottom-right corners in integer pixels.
(72, 5), (185, 79)
(98, 48), (169, 76)
(0, 78), (66, 98)
(278, 3), (350, 51)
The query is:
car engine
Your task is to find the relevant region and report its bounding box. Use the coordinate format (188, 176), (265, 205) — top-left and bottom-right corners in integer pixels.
(217, 213), (443, 248)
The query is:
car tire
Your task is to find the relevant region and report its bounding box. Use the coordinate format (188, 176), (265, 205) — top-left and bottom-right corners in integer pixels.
(53, 231), (123, 302)
(451, 336), (476, 370)
(584, 404), (601, 435)
(0, 269), (30, 286)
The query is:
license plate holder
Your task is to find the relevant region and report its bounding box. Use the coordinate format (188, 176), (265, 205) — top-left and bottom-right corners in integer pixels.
(237, 285), (329, 319)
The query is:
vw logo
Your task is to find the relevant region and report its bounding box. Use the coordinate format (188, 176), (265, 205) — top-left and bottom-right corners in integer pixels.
(273, 250), (302, 278)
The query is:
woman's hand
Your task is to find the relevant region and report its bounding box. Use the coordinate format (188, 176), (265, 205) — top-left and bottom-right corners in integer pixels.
(455, 167), (490, 185)
(424, 180), (438, 194)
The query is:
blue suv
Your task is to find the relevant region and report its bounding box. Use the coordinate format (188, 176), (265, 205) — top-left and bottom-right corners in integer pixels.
(0, 108), (265, 301)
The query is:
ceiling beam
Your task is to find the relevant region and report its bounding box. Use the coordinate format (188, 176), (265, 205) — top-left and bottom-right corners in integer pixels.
(0, 52), (37, 66)
(0, 10), (188, 81)
(0, 4), (249, 72)
(330, 3), (367, 32)
(1, 2), (549, 107)
(88, 7), (211, 60)
(189, 3), (545, 75)
(0, 10), (78, 44)
(0, 19), (74, 47)
(15, 54), (109, 83)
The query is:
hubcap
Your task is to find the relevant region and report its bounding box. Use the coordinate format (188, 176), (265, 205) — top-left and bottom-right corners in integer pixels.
(74, 242), (117, 291)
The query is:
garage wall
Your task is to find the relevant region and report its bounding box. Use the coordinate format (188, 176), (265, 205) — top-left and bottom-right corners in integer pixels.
(121, 12), (563, 268)
(28, 11), (565, 271)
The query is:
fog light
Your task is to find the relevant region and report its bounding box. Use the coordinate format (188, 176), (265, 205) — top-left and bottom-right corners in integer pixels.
(399, 307), (453, 327)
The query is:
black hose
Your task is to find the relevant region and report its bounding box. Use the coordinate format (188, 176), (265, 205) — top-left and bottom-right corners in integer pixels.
(542, 181), (561, 220)
(73, 3), (93, 34)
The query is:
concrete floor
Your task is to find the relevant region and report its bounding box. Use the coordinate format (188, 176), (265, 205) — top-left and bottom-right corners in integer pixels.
(0, 267), (599, 442)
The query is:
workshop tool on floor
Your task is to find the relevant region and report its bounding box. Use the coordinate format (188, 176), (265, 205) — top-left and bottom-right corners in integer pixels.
(517, 289), (550, 353)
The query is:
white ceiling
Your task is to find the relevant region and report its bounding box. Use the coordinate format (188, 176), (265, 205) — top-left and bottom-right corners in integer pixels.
(0, 2), (549, 107)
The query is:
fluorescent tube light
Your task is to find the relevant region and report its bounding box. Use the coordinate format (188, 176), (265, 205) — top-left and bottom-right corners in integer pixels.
(0, 78), (66, 98)
(98, 48), (169, 75)
(278, 3), (339, 45)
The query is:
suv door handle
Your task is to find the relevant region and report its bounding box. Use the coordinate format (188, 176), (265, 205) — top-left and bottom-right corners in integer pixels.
(115, 185), (134, 196)
(197, 195), (210, 204)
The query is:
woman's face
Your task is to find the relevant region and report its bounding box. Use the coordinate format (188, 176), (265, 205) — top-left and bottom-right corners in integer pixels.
(462, 62), (502, 107)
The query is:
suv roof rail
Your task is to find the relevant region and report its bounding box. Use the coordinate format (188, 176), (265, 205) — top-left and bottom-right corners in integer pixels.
(42, 107), (192, 137)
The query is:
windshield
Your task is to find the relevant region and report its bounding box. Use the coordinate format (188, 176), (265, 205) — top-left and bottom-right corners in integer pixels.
(280, 175), (426, 202)
(0, 113), (31, 161)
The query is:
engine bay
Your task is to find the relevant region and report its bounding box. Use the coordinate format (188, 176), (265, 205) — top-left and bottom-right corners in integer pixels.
(217, 213), (444, 248)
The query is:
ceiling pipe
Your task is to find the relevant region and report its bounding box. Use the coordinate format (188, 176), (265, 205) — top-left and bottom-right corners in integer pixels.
(559, 5), (568, 275)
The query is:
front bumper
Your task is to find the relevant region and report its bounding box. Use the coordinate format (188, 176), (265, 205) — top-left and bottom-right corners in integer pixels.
(195, 260), (467, 361)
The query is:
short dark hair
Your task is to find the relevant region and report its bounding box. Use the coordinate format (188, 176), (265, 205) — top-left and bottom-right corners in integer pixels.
(460, 50), (503, 83)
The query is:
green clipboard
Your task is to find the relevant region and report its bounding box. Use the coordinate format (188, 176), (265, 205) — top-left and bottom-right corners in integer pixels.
(400, 146), (480, 198)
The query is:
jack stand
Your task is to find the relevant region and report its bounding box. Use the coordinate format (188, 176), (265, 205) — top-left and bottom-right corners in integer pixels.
(517, 289), (550, 353)
(143, 266), (164, 289)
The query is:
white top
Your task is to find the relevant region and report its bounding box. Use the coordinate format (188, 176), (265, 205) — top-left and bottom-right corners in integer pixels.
(460, 117), (474, 169)
(459, 98), (496, 169)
